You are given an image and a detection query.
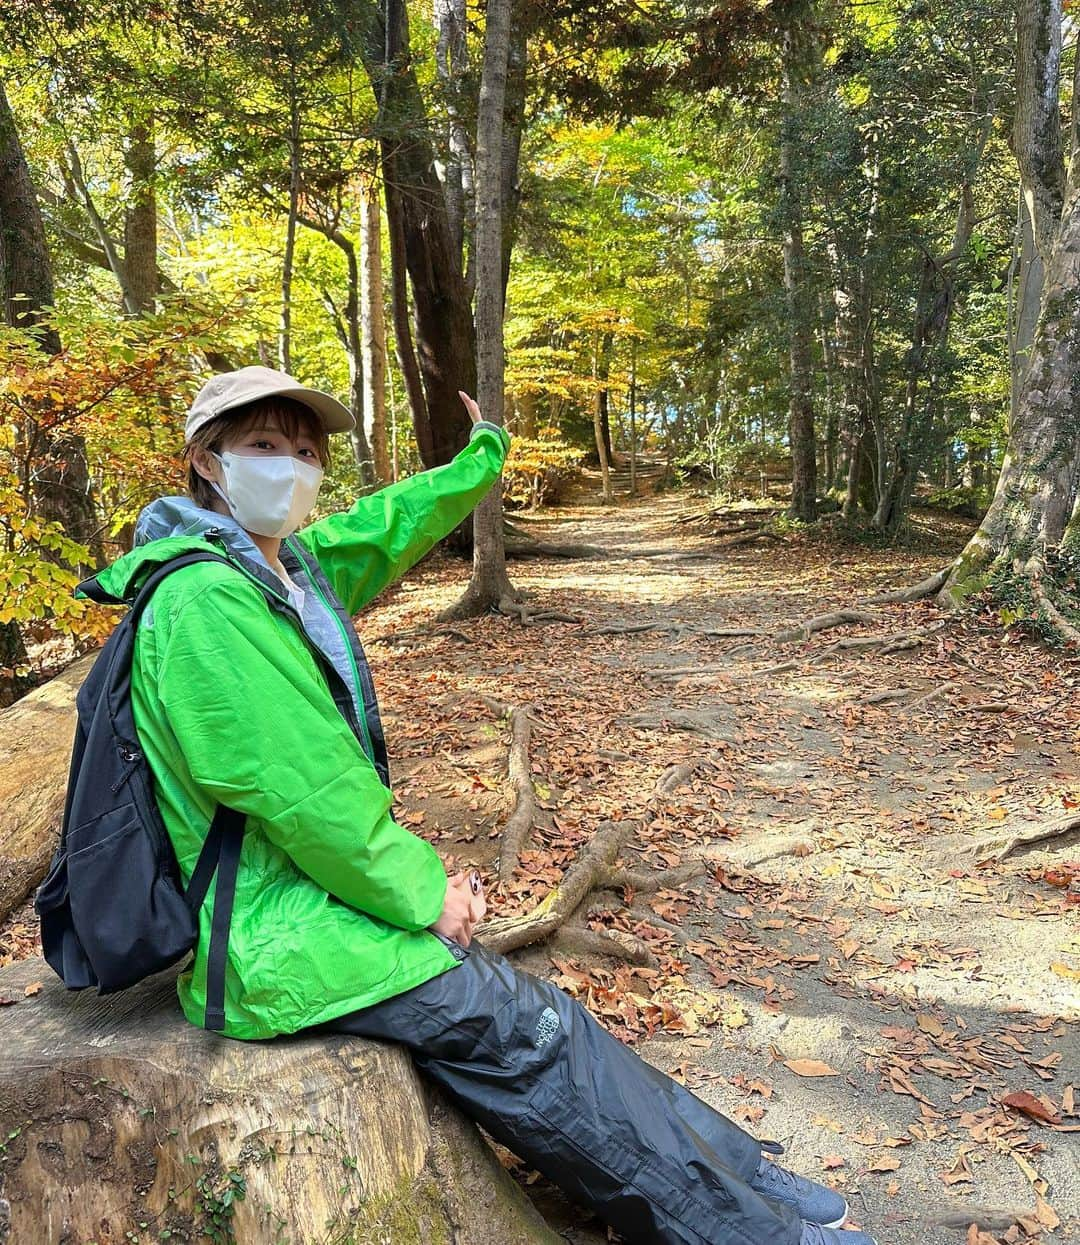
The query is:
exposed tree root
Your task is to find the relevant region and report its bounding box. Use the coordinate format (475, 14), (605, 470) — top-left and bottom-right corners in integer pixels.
(549, 924), (658, 967)
(1025, 557), (1080, 645)
(481, 698), (540, 885)
(721, 526), (785, 548)
(860, 686), (916, 705)
(504, 540), (604, 560)
(626, 706), (735, 742)
(481, 819), (636, 955)
(900, 680), (958, 713)
(864, 569), (948, 605)
(676, 505), (778, 527)
(774, 609), (881, 644)
(495, 594), (581, 626)
(481, 769), (700, 956)
(969, 811), (1080, 861)
(601, 860), (708, 894)
(654, 762), (698, 796)
(588, 621), (761, 640)
(379, 625), (474, 646)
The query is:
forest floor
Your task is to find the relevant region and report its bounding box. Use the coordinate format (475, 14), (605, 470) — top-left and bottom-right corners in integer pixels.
(1, 479), (1077, 1245)
(362, 480), (1078, 1244)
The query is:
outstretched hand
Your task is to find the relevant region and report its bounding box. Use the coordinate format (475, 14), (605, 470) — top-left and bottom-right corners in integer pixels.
(458, 391), (482, 425)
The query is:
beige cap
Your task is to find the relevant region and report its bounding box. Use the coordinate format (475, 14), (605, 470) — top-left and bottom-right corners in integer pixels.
(185, 365), (355, 442)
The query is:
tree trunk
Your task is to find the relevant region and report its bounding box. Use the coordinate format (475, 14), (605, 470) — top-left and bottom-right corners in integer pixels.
(0, 652), (93, 924)
(943, 175), (1080, 601)
(444, 0), (518, 618)
(873, 96), (995, 536)
(779, 22), (818, 523)
(369, 0), (477, 470)
(434, 0), (473, 272)
(501, 6), (529, 295)
(943, 38), (1080, 606)
(629, 338), (638, 498)
(597, 331), (614, 466)
(1014, 0), (1064, 266)
(0, 958), (560, 1245)
(123, 118), (157, 315)
(592, 338), (613, 504)
(300, 216), (373, 482)
(279, 73), (301, 375)
(360, 183), (391, 482)
(0, 81), (98, 559)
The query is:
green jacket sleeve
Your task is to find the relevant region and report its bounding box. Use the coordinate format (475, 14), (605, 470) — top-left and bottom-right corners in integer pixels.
(155, 575), (448, 931)
(295, 423), (510, 614)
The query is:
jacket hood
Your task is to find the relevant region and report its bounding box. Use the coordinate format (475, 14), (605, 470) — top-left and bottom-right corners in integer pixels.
(87, 496), (276, 603)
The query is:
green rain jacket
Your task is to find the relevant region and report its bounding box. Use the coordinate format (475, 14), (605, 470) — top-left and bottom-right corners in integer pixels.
(89, 424), (509, 1040)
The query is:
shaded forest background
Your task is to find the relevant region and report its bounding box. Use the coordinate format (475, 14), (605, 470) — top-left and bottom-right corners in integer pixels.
(1, 0), (1079, 693)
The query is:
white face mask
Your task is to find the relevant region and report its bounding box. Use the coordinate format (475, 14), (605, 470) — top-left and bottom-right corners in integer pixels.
(211, 452), (324, 539)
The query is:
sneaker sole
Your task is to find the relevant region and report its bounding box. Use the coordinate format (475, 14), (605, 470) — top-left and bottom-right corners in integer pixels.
(822, 1201), (849, 1229)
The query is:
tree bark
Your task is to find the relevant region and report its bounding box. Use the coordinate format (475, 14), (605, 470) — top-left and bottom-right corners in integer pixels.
(360, 183), (391, 482)
(123, 118), (158, 315)
(444, 0), (518, 617)
(592, 337), (614, 504)
(779, 22), (818, 522)
(944, 50), (1080, 603)
(279, 71), (301, 375)
(0, 82), (98, 561)
(873, 96), (996, 536)
(369, 0), (477, 470)
(0, 652), (92, 924)
(1014, 0), (1065, 266)
(0, 958), (560, 1245)
(434, 0), (473, 271)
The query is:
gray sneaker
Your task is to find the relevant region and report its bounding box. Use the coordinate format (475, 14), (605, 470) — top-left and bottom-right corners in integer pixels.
(751, 1155), (848, 1227)
(799, 1224), (877, 1245)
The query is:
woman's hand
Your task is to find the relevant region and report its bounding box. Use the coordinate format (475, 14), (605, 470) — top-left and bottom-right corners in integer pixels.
(430, 869), (487, 947)
(458, 391), (482, 425)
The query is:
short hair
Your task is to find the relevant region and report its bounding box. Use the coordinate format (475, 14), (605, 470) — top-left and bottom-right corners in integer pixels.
(183, 395), (332, 510)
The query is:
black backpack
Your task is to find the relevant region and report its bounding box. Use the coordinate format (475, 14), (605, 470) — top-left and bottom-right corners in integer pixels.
(35, 551), (245, 1031)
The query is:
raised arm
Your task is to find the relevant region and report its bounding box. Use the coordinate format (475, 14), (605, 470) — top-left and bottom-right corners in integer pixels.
(155, 573), (448, 931)
(294, 420), (510, 615)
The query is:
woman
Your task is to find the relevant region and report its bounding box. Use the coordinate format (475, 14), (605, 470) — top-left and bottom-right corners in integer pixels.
(91, 365), (875, 1245)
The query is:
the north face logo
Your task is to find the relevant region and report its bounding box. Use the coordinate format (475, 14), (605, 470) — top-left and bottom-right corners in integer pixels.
(535, 1007), (560, 1048)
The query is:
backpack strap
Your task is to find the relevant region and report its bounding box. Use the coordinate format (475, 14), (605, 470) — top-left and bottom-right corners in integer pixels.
(197, 806), (245, 1032)
(117, 550), (246, 1031)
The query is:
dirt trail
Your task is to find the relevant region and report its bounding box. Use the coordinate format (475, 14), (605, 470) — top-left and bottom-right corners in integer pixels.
(364, 488), (1079, 1245)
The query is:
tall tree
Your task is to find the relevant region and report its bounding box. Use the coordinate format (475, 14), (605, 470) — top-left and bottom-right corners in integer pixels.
(0, 81), (98, 553)
(446, 0), (519, 616)
(941, 0), (1080, 635)
(778, 15), (818, 522)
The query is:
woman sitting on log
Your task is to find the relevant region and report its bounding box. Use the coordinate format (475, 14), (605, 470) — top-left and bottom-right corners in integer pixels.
(84, 365), (875, 1245)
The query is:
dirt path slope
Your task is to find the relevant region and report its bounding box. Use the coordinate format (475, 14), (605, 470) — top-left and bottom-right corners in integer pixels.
(362, 490), (1079, 1245)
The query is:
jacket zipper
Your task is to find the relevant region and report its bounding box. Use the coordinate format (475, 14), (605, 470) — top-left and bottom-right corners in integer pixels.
(285, 536), (375, 763)
(204, 530), (376, 763)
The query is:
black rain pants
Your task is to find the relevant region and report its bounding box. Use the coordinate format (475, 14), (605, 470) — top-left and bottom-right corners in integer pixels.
(319, 940), (802, 1245)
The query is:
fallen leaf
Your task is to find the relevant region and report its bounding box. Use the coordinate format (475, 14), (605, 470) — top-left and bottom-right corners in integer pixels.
(23, 982), (41, 997)
(1035, 1195), (1061, 1230)
(868, 1155), (901, 1173)
(1050, 961), (1080, 981)
(941, 1150), (974, 1186)
(821, 1155), (845, 1169)
(1001, 1090), (1061, 1125)
(784, 1059), (839, 1078)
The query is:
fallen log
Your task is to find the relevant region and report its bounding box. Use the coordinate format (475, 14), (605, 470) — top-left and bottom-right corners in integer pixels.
(0, 652), (95, 925)
(0, 957), (559, 1244)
